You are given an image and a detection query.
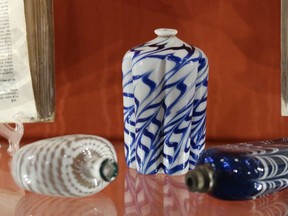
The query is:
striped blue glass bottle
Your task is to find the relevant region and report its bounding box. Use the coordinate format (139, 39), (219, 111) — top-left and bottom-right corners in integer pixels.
(122, 28), (209, 175)
(186, 138), (288, 200)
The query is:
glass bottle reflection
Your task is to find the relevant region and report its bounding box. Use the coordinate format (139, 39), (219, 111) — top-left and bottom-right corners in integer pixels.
(15, 192), (117, 216)
(125, 169), (190, 216)
(125, 169), (288, 216)
(125, 169), (163, 215)
(0, 144), (24, 216)
(194, 192), (288, 216)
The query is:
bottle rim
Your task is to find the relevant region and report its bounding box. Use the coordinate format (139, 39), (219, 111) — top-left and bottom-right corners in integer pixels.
(100, 159), (118, 182)
(185, 164), (215, 193)
(154, 28), (178, 37)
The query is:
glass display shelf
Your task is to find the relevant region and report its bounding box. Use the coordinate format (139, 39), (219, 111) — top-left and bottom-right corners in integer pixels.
(1, 141), (288, 216)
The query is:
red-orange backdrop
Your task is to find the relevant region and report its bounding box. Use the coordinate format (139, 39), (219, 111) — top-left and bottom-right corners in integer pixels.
(23, 0), (287, 144)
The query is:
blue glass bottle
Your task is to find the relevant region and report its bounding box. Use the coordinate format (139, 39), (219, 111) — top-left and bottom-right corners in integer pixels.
(185, 138), (288, 200)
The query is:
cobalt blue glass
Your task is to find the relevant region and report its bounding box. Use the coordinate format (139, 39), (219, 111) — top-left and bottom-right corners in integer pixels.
(186, 138), (288, 200)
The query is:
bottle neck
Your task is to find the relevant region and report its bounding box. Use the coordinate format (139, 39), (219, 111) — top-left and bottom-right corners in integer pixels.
(185, 164), (215, 193)
(154, 28), (178, 37)
(84, 156), (118, 182)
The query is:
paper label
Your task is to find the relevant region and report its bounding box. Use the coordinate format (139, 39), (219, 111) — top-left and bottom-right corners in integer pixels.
(0, 0), (37, 122)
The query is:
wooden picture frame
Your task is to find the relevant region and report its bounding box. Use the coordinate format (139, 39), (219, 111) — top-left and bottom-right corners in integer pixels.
(282, 0), (288, 115)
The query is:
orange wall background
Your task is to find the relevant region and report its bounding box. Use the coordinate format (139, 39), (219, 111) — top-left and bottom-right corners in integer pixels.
(23, 0), (288, 144)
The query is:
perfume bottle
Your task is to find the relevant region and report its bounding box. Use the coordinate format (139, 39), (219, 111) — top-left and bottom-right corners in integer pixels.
(11, 134), (118, 197)
(185, 138), (288, 200)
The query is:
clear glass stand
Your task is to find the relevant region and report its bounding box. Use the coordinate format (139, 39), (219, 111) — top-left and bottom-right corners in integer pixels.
(0, 114), (24, 156)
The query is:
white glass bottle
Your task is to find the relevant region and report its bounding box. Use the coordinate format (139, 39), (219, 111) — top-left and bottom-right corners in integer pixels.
(11, 134), (118, 197)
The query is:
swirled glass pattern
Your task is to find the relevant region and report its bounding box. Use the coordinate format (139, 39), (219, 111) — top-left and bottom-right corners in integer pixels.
(11, 135), (118, 197)
(197, 138), (288, 200)
(122, 29), (209, 175)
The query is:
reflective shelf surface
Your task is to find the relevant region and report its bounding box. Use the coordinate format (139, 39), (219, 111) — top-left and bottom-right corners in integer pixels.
(1, 142), (288, 216)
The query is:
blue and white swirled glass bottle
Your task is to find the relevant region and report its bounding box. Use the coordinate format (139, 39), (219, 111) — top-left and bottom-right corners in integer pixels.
(185, 138), (288, 200)
(122, 28), (209, 175)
